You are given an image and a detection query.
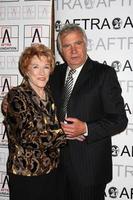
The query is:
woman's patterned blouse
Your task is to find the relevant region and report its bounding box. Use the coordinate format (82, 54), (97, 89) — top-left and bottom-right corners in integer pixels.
(4, 80), (66, 176)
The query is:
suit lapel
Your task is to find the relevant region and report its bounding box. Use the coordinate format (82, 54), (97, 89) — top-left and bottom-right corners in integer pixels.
(60, 63), (67, 93)
(71, 57), (93, 95)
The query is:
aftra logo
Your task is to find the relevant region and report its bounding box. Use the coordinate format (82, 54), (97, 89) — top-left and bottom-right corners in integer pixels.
(112, 145), (119, 157)
(84, 0), (95, 9)
(0, 122), (8, 147)
(24, 24), (50, 48)
(112, 18), (122, 29)
(0, 172), (9, 197)
(62, 16), (133, 30)
(106, 186), (133, 199)
(2, 29), (11, 44)
(108, 187), (119, 198)
(56, 0), (133, 10)
(0, 25), (19, 52)
(7, 56), (19, 69)
(32, 29), (41, 43)
(104, 60), (133, 72)
(112, 145), (133, 157)
(111, 61), (122, 72)
(0, 74), (18, 97)
(55, 20), (62, 32)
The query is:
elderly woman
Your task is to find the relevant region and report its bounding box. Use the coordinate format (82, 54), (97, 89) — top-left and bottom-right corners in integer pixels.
(3, 43), (66, 200)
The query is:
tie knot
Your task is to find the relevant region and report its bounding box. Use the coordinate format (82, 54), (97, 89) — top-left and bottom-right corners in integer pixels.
(68, 69), (76, 77)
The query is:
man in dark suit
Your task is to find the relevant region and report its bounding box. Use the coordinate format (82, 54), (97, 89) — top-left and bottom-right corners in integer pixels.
(50, 24), (128, 200)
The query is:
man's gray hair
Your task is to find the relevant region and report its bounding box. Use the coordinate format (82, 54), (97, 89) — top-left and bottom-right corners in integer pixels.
(57, 23), (88, 54)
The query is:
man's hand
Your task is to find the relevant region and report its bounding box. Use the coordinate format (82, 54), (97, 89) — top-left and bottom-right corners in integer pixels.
(66, 135), (85, 141)
(61, 117), (87, 139)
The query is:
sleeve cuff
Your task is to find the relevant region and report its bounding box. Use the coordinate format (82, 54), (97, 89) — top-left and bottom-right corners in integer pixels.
(83, 123), (88, 136)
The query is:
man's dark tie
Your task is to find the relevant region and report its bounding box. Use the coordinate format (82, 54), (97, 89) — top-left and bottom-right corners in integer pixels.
(60, 69), (76, 121)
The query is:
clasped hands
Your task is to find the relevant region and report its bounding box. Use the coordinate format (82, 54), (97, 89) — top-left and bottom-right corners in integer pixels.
(1, 96), (86, 142)
(61, 117), (87, 142)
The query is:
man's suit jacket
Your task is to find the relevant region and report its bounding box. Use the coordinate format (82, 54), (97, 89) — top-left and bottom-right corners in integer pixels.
(50, 57), (128, 186)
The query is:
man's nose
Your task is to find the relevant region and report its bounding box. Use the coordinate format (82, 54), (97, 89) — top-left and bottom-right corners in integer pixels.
(71, 45), (77, 52)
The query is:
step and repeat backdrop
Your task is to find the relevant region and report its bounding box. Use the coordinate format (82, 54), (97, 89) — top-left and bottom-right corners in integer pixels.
(0, 0), (52, 199)
(55, 1), (133, 200)
(0, 0), (133, 200)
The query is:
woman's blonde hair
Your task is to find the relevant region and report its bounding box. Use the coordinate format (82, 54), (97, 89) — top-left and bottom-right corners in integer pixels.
(19, 43), (55, 77)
